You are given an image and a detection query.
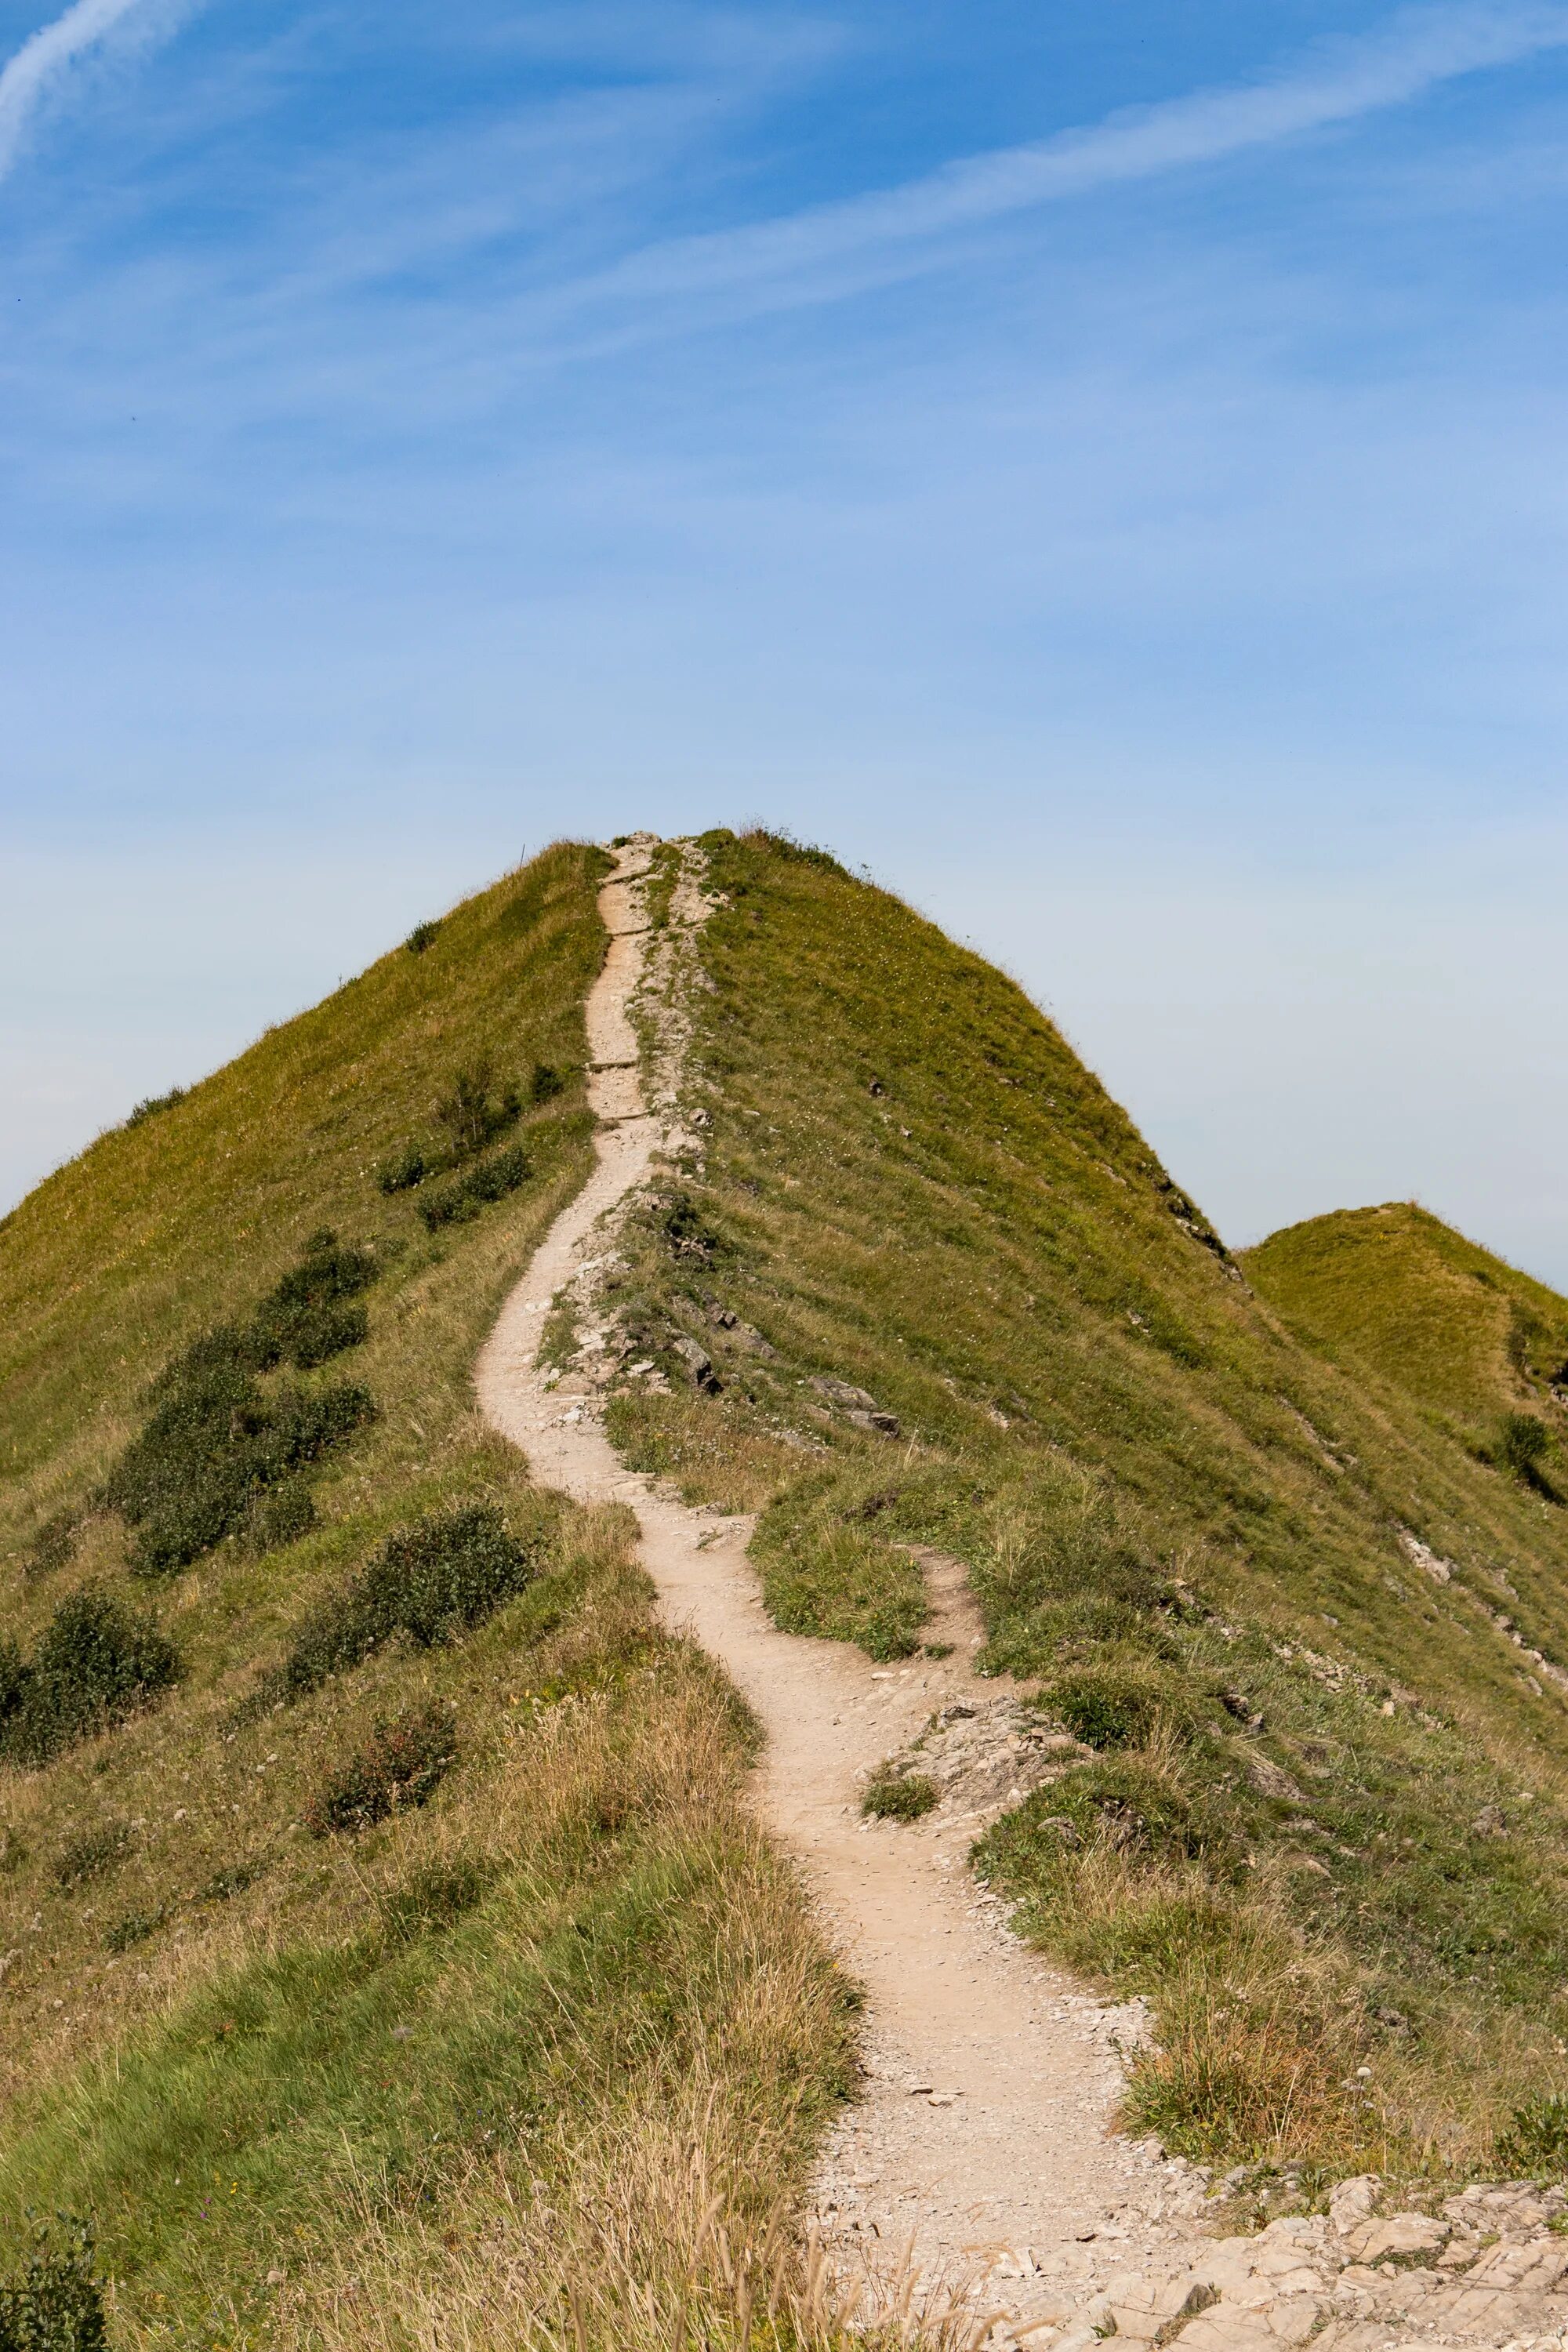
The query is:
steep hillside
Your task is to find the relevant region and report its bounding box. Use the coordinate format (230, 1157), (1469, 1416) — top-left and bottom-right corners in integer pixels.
(599, 830), (1568, 2180)
(1243, 1202), (1568, 1439)
(0, 844), (851, 2347)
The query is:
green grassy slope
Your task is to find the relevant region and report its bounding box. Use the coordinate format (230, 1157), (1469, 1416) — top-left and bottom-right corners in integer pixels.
(1243, 1202), (1568, 1434)
(0, 844), (851, 2348)
(603, 830), (1568, 2183)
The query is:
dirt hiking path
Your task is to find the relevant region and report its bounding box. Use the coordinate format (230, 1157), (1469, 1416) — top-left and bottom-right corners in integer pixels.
(474, 837), (1214, 2340)
(477, 840), (1568, 2352)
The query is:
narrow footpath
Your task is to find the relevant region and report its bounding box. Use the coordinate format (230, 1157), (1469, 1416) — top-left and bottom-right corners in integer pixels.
(476, 839), (1566, 2352)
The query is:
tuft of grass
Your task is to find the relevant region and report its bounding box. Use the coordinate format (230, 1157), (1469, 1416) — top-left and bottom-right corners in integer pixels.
(1494, 2092), (1568, 2178)
(1497, 1412), (1552, 1485)
(862, 1766), (938, 1821)
(53, 1822), (133, 1893)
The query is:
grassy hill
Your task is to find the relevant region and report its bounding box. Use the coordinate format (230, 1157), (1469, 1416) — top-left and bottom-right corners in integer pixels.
(601, 830), (1568, 2189)
(9, 823), (1568, 2347)
(0, 843), (851, 2350)
(1243, 1202), (1568, 1440)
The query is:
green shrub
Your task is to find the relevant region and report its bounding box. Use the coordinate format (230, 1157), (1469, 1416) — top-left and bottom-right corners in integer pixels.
(304, 1704), (458, 1835)
(862, 1766), (938, 1821)
(1494, 2091), (1568, 2176)
(417, 1145), (531, 1232)
(405, 919), (441, 954)
(530, 1062), (564, 1104)
(0, 1592), (181, 1768)
(434, 1061), (521, 1160)
(0, 2216), (107, 2352)
(281, 1505), (538, 1697)
(1050, 1664), (1178, 1751)
(102, 1232), (377, 1574)
(379, 1857), (490, 1941)
(377, 1146), (430, 1195)
(1497, 1413), (1552, 1483)
(24, 1514), (78, 1584)
(103, 1907), (168, 1955)
(53, 1823), (132, 1892)
(243, 1478), (317, 1556)
(124, 1087), (187, 1128)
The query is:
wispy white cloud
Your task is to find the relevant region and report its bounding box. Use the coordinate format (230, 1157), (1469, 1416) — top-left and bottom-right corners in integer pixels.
(0, 0), (198, 183)
(549, 2), (1568, 317)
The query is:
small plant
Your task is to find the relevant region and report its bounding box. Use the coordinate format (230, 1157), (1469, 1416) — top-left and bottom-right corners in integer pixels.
(124, 1087), (187, 1129)
(1494, 2091), (1568, 2176)
(0, 1591), (181, 1768)
(418, 1144), (531, 1232)
(377, 1146), (430, 1195)
(405, 919), (441, 954)
(434, 1061), (521, 1161)
(201, 1860), (262, 1904)
(0, 2215), (107, 2352)
(1049, 1664), (1176, 1751)
(24, 1513), (78, 1583)
(1497, 1413), (1552, 1484)
(250, 1230), (377, 1368)
(530, 1061), (564, 1104)
(280, 1504), (538, 1697)
(53, 1821), (133, 1892)
(862, 1766), (938, 1820)
(103, 1906), (168, 1954)
(379, 1857), (489, 1940)
(304, 1704), (458, 1835)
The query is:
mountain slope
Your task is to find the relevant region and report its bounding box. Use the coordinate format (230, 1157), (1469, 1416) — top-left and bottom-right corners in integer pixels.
(1243, 1202), (1568, 1435)
(598, 829), (1568, 2176)
(0, 843), (851, 2346)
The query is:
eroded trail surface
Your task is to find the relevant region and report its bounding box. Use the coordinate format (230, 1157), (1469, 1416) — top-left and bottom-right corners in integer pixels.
(475, 838), (1201, 2339)
(477, 843), (1558, 2352)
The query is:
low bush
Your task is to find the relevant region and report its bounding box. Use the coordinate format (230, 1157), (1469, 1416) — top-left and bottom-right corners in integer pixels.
(379, 1857), (490, 1940)
(53, 1822), (133, 1891)
(1494, 2091), (1568, 2176)
(862, 1766), (938, 1821)
(201, 1860), (263, 1904)
(377, 1147), (430, 1195)
(124, 1086), (187, 1128)
(434, 1061), (521, 1160)
(304, 1704), (458, 1835)
(1497, 1412), (1552, 1484)
(280, 1505), (539, 1697)
(103, 1907), (169, 1955)
(417, 1144), (531, 1232)
(0, 2216), (107, 2352)
(250, 1229), (376, 1368)
(0, 1592), (181, 1768)
(24, 1514), (77, 1583)
(243, 1478), (317, 1556)
(405, 919), (441, 954)
(530, 1061), (564, 1104)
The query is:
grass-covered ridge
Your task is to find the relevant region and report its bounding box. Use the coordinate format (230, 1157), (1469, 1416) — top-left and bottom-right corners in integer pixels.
(1244, 1201), (1568, 1445)
(601, 829), (1568, 2184)
(0, 842), (854, 2347)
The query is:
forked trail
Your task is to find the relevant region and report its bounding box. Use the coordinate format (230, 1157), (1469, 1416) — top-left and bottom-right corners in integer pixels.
(475, 839), (1200, 2342)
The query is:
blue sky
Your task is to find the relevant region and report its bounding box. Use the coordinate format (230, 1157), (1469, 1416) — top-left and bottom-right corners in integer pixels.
(3, 1), (1566, 1282)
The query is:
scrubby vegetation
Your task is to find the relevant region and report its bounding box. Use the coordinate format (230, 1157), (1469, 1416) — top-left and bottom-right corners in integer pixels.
(0, 1592), (180, 1767)
(278, 1504), (541, 1697)
(0, 842), (855, 2347)
(0, 2216), (106, 2352)
(862, 1764), (938, 1820)
(303, 1702), (459, 1834)
(600, 829), (1568, 2182)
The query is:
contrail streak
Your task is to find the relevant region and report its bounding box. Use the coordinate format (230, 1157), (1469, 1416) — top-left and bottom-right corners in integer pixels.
(0, 0), (178, 183)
